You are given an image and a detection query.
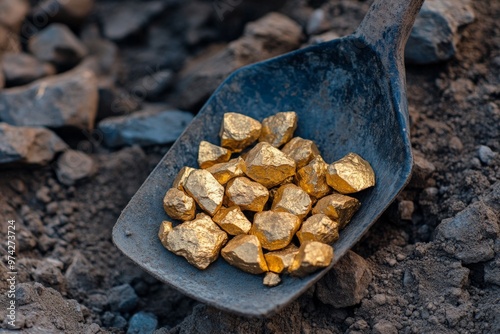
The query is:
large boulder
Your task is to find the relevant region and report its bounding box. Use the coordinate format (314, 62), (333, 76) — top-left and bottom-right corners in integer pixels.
(405, 0), (475, 64)
(0, 64), (98, 129)
(0, 123), (67, 165)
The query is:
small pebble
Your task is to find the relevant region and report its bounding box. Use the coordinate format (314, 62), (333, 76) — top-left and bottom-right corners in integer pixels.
(478, 145), (495, 165)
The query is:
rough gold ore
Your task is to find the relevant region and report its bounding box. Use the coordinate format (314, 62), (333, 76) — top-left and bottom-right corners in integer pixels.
(281, 137), (320, 169)
(219, 112), (262, 152)
(264, 244), (299, 274)
(158, 221), (173, 248)
(295, 155), (331, 200)
(259, 111), (298, 147)
(289, 241), (334, 277)
(212, 206), (252, 235)
(184, 169), (225, 216)
(271, 183), (312, 219)
(225, 177), (269, 212)
(198, 141), (232, 169)
(221, 234), (268, 274)
(250, 211), (301, 251)
(206, 157), (246, 185)
(312, 193), (361, 229)
(244, 142), (296, 188)
(326, 153), (375, 194)
(160, 213), (228, 270)
(296, 214), (339, 244)
(172, 166), (195, 192)
(263, 272), (281, 287)
(163, 188), (196, 221)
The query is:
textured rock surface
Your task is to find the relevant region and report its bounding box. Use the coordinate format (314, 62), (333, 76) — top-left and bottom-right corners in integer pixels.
(435, 201), (499, 264)
(98, 108), (193, 147)
(0, 123), (67, 165)
(316, 251), (372, 308)
(0, 65), (98, 129)
(56, 150), (96, 186)
(405, 0), (475, 64)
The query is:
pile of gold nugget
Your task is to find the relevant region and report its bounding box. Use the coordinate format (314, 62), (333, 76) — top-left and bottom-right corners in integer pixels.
(158, 111), (375, 287)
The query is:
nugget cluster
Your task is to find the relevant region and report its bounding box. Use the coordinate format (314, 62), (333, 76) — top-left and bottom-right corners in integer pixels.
(158, 112), (375, 286)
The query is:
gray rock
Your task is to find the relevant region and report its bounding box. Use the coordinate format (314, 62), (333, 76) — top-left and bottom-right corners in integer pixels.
(173, 12), (302, 110)
(0, 0), (30, 33)
(29, 23), (88, 69)
(101, 1), (166, 41)
(316, 251), (372, 308)
(482, 182), (500, 213)
(373, 320), (398, 334)
(484, 257), (500, 286)
(130, 70), (174, 101)
(56, 149), (96, 186)
(97, 85), (141, 121)
(127, 312), (158, 334)
(2, 52), (56, 86)
(308, 31), (340, 45)
(97, 108), (193, 148)
(65, 251), (97, 296)
(108, 284), (138, 313)
(0, 123), (67, 165)
(0, 64), (98, 129)
(435, 201), (499, 264)
(405, 0), (475, 64)
(478, 145), (496, 165)
(33, 0), (94, 26)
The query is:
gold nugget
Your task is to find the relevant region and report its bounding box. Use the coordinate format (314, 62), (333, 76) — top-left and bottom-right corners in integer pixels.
(326, 153), (375, 194)
(163, 188), (196, 221)
(295, 156), (331, 200)
(161, 213), (228, 270)
(206, 157), (246, 185)
(281, 137), (320, 169)
(250, 211), (301, 251)
(263, 272), (281, 287)
(289, 241), (333, 277)
(172, 166), (196, 192)
(221, 235), (268, 274)
(244, 142), (296, 188)
(259, 111), (297, 147)
(296, 214), (339, 244)
(219, 112), (262, 152)
(158, 221), (173, 248)
(184, 169), (225, 216)
(271, 184), (312, 220)
(213, 206), (252, 235)
(198, 141), (232, 169)
(225, 177), (269, 212)
(264, 244), (299, 274)
(312, 193), (360, 229)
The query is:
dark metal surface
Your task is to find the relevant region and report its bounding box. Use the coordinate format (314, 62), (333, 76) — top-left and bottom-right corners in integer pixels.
(113, 0), (424, 317)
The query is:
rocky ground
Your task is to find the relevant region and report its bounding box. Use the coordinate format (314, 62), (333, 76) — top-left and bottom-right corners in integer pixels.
(0, 0), (499, 333)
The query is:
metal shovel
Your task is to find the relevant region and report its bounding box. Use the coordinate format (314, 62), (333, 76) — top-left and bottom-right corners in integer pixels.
(113, 0), (424, 317)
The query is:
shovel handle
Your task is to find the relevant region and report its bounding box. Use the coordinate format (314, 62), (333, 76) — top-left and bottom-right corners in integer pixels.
(356, 0), (424, 65)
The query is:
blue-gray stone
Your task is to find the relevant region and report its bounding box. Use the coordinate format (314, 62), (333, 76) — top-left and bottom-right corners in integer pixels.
(405, 0), (474, 64)
(108, 284), (138, 313)
(478, 145), (495, 165)
(98, 109), (193, 148)
(127, 312), (158, 334)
